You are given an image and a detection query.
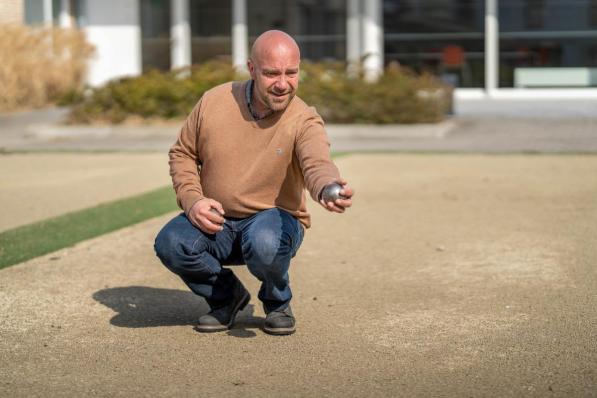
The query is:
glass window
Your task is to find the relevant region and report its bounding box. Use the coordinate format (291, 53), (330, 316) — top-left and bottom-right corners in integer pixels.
(499, 0), (597, 87)
(52, 0), (61, 24)
(248, 0), (346, 62)
(74, 0), (87, 28)
(591, 0), (597, 27)
(140, 0), (171, 72)
(384, 0), (486, 88)
(190, 0), (232, 64)
(24, 0), (45, 25)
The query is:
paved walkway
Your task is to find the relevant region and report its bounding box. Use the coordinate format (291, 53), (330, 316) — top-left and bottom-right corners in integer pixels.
(1, 100), (596, 153)
(1, 153), (596, 397)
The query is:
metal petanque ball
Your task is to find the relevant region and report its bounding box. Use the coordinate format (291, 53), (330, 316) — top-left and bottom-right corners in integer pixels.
(321, 183), (346, 203)
(209, 208), (224, 224)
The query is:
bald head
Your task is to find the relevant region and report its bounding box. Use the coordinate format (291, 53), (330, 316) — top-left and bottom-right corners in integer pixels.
(247, 30), (301, 115)
(250, 30), (301, 63)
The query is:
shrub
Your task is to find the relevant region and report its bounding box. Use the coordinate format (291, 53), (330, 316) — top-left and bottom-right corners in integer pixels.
(69, 60), (451, 124)
(0, 24), (94, 111)
(69, 61), (237, 123)
(299, 62), (452, 124)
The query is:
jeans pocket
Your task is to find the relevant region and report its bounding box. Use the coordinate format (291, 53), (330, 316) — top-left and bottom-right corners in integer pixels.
(291, 223), (305, 258)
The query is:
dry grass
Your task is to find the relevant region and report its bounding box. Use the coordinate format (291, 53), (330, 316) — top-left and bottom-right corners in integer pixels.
(0, 24), (94, 111)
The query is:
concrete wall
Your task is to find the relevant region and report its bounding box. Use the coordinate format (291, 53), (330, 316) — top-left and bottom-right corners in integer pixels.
(0, 0), (24, 23)
(83, 0), (141, 86)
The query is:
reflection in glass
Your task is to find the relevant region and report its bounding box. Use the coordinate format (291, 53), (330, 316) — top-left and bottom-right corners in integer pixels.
(384, 0), (486, 88)
(499, 0), (597, 87)
(248, 0), (346, 62)
(141, 0), (171, 72)
(190, 0), (232, 64)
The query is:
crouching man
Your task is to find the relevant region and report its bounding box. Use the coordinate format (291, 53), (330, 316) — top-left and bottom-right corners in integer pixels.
(154, 30), (353, 335)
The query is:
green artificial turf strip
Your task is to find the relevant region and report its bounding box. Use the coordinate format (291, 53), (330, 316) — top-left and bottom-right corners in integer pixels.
(0, 186), (178, 269)
(0, 152), (350, 270)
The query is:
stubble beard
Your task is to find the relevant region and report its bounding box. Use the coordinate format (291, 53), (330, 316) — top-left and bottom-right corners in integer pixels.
(263, 90), (295, 112)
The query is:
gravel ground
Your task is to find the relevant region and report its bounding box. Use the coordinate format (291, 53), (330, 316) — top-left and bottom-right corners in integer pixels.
(1, 153), (595, 397)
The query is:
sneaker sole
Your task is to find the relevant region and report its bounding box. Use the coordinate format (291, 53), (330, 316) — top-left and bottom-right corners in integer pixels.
(195, 291), (251, 333)
(262, 325), (296, 336)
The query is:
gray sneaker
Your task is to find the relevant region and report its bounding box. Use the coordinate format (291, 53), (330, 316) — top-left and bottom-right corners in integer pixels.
(196, 278), (250, 333)
(263, 306), (296, 336)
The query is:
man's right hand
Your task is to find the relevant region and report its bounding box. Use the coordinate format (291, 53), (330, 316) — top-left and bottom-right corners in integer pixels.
(187, 198), (225, 234)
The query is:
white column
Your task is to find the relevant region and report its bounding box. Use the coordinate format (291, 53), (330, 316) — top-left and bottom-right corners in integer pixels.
(171, 0), (191, 69)
(232, 0), (248, 73)
(362, 0), (383, 82)
(346, 0), (361, 77)
(43, 0), (53, 26)
(59, 0), (72, 28)
(485, 0), (499, 95)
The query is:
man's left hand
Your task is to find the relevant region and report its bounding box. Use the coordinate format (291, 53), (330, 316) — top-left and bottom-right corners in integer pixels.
(319, 178), (354, 213)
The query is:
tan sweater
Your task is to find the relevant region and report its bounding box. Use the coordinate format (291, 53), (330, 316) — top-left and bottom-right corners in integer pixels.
(168, 80), (340, 228)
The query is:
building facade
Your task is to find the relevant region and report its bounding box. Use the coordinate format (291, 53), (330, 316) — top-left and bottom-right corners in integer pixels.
(15, 0), (597, 97)
(0, 0), (23, 23)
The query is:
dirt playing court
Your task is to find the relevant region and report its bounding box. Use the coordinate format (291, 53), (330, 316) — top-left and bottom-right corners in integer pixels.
(1, 153), (596, 397)
(0, 153), (170, 231)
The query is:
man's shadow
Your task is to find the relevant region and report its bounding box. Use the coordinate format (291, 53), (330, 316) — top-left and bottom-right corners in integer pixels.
(92, 286), (264, 338)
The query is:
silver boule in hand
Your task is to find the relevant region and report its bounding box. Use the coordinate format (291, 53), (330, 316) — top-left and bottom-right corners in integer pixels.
(321, 182), (346, 203)
(210, 208), (224, 225)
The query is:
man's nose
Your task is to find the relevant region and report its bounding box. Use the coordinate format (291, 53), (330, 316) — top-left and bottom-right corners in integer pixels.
(274, 76), (288, 91)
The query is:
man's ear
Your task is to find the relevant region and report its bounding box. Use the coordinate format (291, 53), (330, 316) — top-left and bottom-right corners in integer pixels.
(247, 59), (255, 78)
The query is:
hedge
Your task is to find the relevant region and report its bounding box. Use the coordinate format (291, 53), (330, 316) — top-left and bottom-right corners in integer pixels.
(68, 61), (452, 124)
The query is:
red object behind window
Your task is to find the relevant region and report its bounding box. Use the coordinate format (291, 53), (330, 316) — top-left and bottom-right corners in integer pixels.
(442, 45), (465, 66)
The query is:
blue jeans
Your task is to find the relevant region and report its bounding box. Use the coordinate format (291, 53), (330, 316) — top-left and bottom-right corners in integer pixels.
(154, 208), (304, 313)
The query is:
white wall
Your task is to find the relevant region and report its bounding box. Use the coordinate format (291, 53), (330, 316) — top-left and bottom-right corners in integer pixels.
(0, 0), (24, 24)
(83, 0), (141, 87)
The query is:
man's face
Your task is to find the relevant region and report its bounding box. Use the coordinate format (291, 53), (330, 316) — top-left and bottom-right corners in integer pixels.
(248, 47), (300, 113)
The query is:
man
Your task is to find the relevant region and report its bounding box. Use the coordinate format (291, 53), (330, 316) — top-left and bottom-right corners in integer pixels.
(154, 30), (353, 336)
